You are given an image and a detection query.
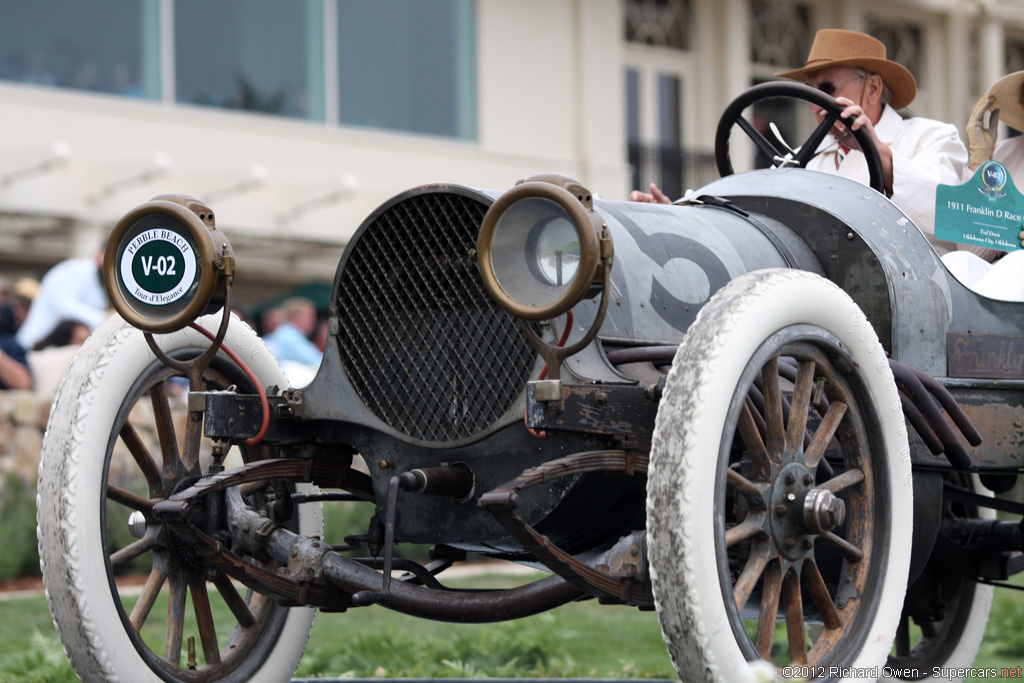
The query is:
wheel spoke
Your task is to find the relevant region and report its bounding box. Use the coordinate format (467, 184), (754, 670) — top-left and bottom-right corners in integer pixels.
(130, 562), (168, 631)
(110, 535), (158, 570)
(119, 422), (163, 493)
(819, 468), (865, 495)
(794, 114), (839, 168)
(803, 400), (848, 470)
(726, 467), (765, 499)
(190, 578), (222, 666)
(151, 382), (182, 477)
(802, 559), (841, 629)
(737, 115), (784, 165)
(781, 569), (807, 666)
(733, 544), (771, 612)
(755, 560), (782, 659)
(819, 532), (864, 562)
(725, 514), (766, 548)
(106, 483), (153, 513)
(785, 361), (816, 454)
(213, 573), (256, 628)
(761, 358), (785, 458)
(165, 572), (187, 665)
(738, 398), (771, 480)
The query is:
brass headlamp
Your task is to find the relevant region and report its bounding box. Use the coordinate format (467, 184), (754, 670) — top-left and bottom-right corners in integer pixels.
(476, 174), (611, 321)
(103, 194), (234, 333)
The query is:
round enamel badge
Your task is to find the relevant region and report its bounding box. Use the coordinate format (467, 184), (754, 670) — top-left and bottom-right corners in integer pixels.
(119, 228), (198, 306)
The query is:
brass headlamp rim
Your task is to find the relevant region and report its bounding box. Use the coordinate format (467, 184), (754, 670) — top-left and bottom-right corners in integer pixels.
(476, 181), (603, 321)
(103, 199), (222, 334)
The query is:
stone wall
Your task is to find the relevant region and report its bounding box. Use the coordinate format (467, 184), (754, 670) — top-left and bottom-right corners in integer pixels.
(0, 390), (178, 492)
(0, 391), (45, 486)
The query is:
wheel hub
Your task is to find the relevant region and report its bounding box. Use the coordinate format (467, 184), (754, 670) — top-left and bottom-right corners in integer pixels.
(803, 488), (845, 535)
(167, 474), (205, 570)
(770, 461), (844, 561)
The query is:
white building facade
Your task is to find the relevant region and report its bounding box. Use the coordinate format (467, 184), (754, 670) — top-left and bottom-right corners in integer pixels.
(1, 0), (1023, 306)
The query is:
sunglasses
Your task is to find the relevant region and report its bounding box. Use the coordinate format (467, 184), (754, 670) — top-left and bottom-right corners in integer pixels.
(812, 74), (865, 97)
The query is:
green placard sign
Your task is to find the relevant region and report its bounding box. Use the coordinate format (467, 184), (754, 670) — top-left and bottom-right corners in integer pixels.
(935, 160), (1024, 252)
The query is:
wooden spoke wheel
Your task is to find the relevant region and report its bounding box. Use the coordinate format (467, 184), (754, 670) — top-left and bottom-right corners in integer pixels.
(38, 314), (321, 683)
(648, 269), (912, 682)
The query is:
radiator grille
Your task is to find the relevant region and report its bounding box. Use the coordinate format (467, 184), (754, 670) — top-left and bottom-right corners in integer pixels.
(336, 189), (536, 442)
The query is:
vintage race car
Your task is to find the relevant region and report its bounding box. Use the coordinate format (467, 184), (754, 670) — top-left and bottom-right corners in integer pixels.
(37, 82), (1020, 682)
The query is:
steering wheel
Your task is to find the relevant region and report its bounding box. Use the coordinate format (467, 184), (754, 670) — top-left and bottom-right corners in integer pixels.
(714, 81), (885, 194)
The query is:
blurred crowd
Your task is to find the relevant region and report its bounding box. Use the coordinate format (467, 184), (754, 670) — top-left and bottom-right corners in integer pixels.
(0, 250), (103, 405)
(0, 249), (327, 404)
(258, 296), (328, 388)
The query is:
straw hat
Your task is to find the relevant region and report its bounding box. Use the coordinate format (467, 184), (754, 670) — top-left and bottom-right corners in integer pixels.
(982, 71), (1024, 133)
(10, 277), (39, 301)
(775, 29), (917, 110)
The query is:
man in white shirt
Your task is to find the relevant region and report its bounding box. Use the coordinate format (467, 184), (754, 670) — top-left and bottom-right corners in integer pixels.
(16, 248), (108, 352)
(774, 29), (967, 254)
(633, 30), (968, 255)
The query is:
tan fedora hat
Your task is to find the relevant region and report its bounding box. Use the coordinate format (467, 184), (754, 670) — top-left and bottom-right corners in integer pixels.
(775, 29), (917, 110)
(983, 71), (1024, 133)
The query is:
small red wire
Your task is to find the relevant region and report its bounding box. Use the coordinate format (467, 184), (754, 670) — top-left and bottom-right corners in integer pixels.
(188, 322), (271, 446)
(526, 311), (574, 438)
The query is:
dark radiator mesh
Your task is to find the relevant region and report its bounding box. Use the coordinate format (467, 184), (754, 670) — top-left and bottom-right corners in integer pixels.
(336, 190), (536, 442)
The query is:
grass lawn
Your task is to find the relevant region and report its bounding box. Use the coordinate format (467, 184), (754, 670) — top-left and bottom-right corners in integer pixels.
(2, 569), (1024, 682)
(0, 570), (675, 682)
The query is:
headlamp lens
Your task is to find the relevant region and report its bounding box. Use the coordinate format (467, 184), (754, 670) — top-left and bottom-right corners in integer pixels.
(489, 197), (581, 308)
(533, 215), (580, 286)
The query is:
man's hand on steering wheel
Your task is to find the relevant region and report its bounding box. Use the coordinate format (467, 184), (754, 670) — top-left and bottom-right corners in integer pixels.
(829, 96), (877, 151)
(831, 95), (895, 192)
(714, 82), (886, 195)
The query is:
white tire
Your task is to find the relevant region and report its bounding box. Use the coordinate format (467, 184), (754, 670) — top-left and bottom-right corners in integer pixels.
(648, 269), (913, 682)
(37, 313), (321, 682)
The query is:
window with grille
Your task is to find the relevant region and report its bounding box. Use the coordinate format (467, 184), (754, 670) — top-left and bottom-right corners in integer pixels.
(751, 1), (811, 69)
(867, 18), (924, 90)
(624, 0), (692, 51)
